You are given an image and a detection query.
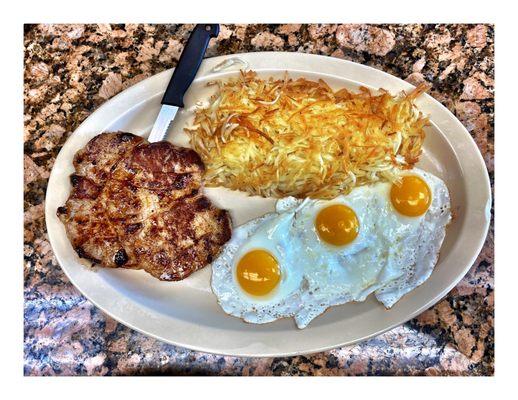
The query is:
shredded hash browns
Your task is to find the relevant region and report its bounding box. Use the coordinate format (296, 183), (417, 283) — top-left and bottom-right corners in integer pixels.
(187, 71), (429, 199)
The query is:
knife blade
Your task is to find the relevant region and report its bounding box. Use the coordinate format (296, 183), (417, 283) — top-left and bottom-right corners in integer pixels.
(148, 24), (220, 143)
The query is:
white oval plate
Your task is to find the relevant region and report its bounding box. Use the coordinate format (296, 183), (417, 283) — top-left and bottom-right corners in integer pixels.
(45, 52), (491, 357)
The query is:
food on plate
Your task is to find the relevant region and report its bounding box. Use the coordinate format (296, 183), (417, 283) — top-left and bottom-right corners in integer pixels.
(57, 132), (232, 281)
(211, 168), (451, 328)
(188, 71), (429, 199)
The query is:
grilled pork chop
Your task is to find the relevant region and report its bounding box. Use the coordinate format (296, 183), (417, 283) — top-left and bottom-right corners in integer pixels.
(57, 132), (232, 280)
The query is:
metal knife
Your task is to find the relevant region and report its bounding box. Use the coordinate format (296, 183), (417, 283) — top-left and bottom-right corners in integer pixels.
(148, 24), (220, 143)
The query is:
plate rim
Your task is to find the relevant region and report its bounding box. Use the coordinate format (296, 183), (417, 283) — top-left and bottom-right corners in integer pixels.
(45, 51), (492, 357)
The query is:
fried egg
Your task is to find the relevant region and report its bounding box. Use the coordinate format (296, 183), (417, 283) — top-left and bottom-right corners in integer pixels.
(373, 169), (451, 307)
(211, 168), (451, 328)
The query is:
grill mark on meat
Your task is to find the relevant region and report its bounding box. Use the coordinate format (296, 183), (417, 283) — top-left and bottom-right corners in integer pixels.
(194, 196), (211, 211)
(154, 251), (171, 268)
(204, 237), (214, 264)
(70, 175), (101, 200)
(173, 173), (191, 189)
(75, 246), (101, 264)
(58, 131), (232, 281)
(114, 248), (129, 266)
(120, 132), (135, 142)
(130, 142), (205, 174)
(70, 174), (80, 187)
(215, 211), (233, 245)
(125, 222), (142, 234)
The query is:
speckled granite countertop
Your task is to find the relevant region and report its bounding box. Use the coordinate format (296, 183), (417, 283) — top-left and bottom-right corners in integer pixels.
(24, 24), (494, 376)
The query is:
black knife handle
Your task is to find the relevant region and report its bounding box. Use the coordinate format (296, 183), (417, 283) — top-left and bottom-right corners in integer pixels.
(161, 24), (219, 107)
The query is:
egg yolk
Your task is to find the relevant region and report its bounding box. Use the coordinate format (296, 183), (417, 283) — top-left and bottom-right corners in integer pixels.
(315, 204), (359, 246)
(236, 249), (281, 296)
(390, 175), (431, 217)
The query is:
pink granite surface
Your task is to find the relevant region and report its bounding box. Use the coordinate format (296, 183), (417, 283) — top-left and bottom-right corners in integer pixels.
(24, 24), (494, 376)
